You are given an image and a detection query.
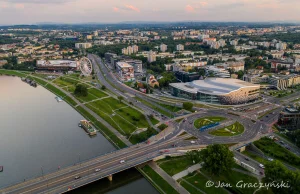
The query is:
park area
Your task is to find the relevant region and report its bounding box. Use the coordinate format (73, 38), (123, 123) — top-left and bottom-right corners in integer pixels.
(85, 97), (150, 136)
(194, 117), (226, 129)
(209, 122), (244, 136)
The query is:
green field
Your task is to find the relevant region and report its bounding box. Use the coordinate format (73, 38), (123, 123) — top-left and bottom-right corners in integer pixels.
(194, 117), (226, 129)
(86, 97), (149, 135)
(254, 137), (300, 169)
(140, 165), (180, 194)
(157, 156), (195, 176)
(88, 88), (107, 98)
(0, 69), (29, 77)
(201, 169), (259, 194)
(180, 172), (228, 194)
(75, 106), (127, 148)
(209, 122), (244, 136)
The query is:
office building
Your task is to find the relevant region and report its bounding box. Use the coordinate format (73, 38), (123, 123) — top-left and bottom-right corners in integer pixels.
(206, 66), (231, 78)
(174, 71), (201, 83)
(277, 107), (300, 131)
(104, 52), (117, 64)
(116, 62), (135, 82)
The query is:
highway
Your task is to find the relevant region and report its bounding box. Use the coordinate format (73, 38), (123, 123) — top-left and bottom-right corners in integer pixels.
(88, 54), (176, 119)
(0, 134), (192, 194)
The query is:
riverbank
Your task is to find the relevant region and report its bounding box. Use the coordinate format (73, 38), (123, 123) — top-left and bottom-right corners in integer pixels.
(0, 69), (177, 194)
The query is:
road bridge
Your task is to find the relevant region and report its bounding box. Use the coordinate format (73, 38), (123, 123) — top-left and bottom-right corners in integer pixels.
(0, 134), (190, 194)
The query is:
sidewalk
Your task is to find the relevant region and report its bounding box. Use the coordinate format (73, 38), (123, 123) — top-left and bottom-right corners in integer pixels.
(148, 161), (189, 194)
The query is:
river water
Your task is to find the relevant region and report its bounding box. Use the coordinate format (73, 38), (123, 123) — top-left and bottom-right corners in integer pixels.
(0, 76), (157, 194)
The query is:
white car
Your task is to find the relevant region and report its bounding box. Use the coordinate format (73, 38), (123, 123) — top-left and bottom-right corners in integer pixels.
(120, 160), (125, 164)
(259, 164), (265, 169)
(267, 158), (274, 162)
(95, 168), (101, 172)
(190, 141), (196, 144)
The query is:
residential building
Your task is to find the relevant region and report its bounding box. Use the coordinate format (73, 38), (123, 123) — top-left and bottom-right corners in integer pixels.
(147, 75), (159, 88)
(160, 44), (168, 52)
(75, 43), (92, 49)
(147, 50), (156, 63)
(206, 66), (231, 78)
(276, 42), (287, 51)
(176, 44), (184, 51)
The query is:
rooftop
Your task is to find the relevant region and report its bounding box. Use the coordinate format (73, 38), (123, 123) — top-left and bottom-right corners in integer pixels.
(116, 62), (133, 68)
(170, 78), (259, 95)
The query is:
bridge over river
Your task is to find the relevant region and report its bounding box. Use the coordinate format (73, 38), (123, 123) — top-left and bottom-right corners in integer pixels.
(0, 134), (191, 194)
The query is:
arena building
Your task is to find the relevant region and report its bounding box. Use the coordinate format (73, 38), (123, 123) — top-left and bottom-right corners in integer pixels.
(36, 60), (78, 71)
(169, 78), (260, 105)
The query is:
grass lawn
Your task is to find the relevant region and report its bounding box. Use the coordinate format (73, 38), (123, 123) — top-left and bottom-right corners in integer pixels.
(180, 172), (228, 194)
(194, 117), (226, 129)
(254, 137), (300, 169)
(75, 93), (98, 103)
(202, 169), (259, 194)
(159, 103), (182, 112)
(27, 76), (48, 86)
(134, 97), (174, 118)
(86, 97), (149, 135)
(140, 165), (179, 194)
(0, 69), (29, 77)
(75, 106), (127, 148)
(209, 122), (244, 136)
(53, 78), (74, 87)
(150, 116), (160, 125)
(88, 88), (108, 98)
(44, 84), (77, 106)
(157, 156), (195, 176)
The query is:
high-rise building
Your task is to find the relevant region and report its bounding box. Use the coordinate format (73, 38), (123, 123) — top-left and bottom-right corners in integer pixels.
(75, 43), (92, 49)
(147, 50), (156, 63)
(276, 42), (287, 51)
(160, 44), (168, 52)
(176, 44), (184, 51)
(277, 107), (300, 131)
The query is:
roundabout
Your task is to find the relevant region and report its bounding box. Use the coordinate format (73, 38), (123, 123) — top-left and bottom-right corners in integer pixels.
(180, 110), (269, 145)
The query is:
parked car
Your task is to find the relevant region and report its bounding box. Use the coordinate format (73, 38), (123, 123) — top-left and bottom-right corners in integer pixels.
(259, 164), (265, 169)
(95, 168), (101, 172)
(245, 157), (250, 161)
(74, 176), (81, 180)
(190, 141), (196, 144)
(259, 171), (264, 175)
(267, 158), (273, 162)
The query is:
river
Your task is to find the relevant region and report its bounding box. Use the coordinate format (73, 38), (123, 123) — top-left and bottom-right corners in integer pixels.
(0, 76), (158, 194)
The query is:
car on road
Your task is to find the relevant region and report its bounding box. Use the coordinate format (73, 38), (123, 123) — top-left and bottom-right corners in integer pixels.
(259, 171), (264, 175)
(95, 168), (101, 172)
(190, 141), (196, 144)
(244, 157), (250, 161)
(74, 176), (81, 180)
(279, 141), (284, 144)
(259, 164), (265, 169)
(120, 160), (126, 164)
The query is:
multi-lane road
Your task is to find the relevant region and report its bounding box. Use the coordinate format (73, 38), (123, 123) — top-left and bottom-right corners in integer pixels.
(0, 133), (191, 194)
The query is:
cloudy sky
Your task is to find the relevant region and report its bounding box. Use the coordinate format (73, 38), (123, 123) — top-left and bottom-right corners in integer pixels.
(0, 0), (299, 25)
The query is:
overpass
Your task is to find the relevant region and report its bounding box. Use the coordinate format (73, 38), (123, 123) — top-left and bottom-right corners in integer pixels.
(0, 134), (191, 194)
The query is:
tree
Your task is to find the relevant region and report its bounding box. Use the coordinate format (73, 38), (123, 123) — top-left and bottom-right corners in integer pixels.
(74, 84), (88, 97)
(183, 102), (193, 111)
(118, 96), (124, 103)
(199, 144), (234, 175)
(101, 85), (106, 90)
(264, 161), (300, 194)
